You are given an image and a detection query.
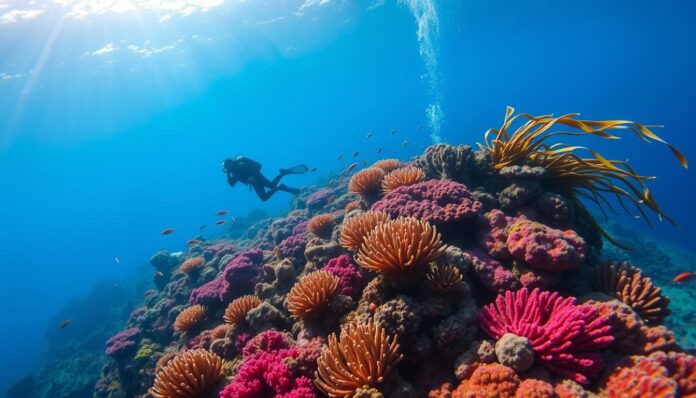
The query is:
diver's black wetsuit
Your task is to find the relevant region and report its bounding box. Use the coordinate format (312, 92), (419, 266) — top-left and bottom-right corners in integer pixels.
(224, 156), (305, 201)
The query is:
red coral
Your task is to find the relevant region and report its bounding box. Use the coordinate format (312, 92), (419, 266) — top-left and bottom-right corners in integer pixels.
(453, 363), (520, 398)
(480, 288), (613, 385)
(371, 180), (483, 225)
(515, 379), (555, 398)
(322, 254), (366, 299)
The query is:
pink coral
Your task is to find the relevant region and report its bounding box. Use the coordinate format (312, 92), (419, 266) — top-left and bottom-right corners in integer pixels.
(506, 220), (586, 271)
(371, 180), (483, 225)
(477, 209), (519, 258)
(219, 330), (318, 398)
(105, 327), (140, 359)
(189, 249), (263, 306)
(463, 249), (521, 292)
(277, 234), (307, 262)
(480, 288), (613, 385)
(322, 254), (366, 299)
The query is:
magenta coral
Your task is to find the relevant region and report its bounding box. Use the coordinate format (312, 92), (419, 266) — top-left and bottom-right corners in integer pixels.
(480, 288), (613, 385)
(219, 330), (318, 398)
(371, 180), (483, 225)
(477, 209), (520, 259)
(506, 220), (586, 271)
(277, 234), (307, 262)
(322, 254), (366, 299)
(189, 249), (263, 306)
(105, 327), (140, 358)
(463, 249), (520, 292)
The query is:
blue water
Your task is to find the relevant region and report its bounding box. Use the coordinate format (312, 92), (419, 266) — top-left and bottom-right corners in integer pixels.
(0, 0), (694, 392)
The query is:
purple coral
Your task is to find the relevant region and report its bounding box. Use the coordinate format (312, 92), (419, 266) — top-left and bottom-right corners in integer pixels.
(189, 249), (263, 306)
(371, 180), (483, 225)
(306, 188), (334, 210)
(506, 220), (586, 271)
(463, 249), (520, 293)
(322, 255), (366, 299)
(277, 234), (307, 263)
(477, 209), (521, 259)
(105, 327), (140, 359)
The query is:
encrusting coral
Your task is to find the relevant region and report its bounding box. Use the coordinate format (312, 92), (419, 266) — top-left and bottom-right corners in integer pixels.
(150, 349), (223, 398)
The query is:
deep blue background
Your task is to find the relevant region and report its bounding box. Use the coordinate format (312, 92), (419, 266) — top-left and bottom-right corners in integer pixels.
(0, 0), (694, 391)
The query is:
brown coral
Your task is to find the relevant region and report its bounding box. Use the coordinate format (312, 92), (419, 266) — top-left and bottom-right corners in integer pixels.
(174, 305), (207, 333)
(381, 167), (426, 194)
(308, 213), (335, 239)
(372, 159), (402, 173)
(151, 349), (223, 398)
(223, 295), (262, 325)
(339, 210), (390, 252)
(426, 264), (463, 294)
(356, 217), (446, 278)
(453, 363), (520, 398)
(349, 167), (386, 198)
(287, 270), (340, 319)
(315, 318), (403, 397)
(591, 262), (670, 324)
(180, 257), (204, 275)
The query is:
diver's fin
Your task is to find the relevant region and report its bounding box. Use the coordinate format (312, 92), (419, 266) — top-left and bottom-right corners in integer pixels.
(280, 164), (309, 175)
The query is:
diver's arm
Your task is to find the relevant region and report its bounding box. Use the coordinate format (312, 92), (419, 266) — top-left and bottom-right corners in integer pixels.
(227, 172), (238, 187)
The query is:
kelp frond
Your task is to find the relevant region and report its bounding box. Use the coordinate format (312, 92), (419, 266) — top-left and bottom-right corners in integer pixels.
(479, 107), (687, 247)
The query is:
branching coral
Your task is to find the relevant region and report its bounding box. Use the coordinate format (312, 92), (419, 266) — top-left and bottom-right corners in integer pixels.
(381, 167), (426, 194)
(349, 167), (387, 198)
(591, 262), (671, 324)
(339, 210), (390, 252)
(315, 319), (403, 397)
(150, 349), (223, 398)
(372, 159), (402, 173)
(308, 213), (335, 239)
(426, 264), (464, 294)
(287, 270), (340, 319)
(224, 295), (262, 325)
(480, 288), (614, 384)
(174, 305), (207, 333)
(480, 106), (687, 245)
(356, 217), (446, 278)
(179, 257), (204, 275)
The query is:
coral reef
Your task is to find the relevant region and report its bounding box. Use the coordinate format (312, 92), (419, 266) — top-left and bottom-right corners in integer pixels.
(150, 349), (223, 398)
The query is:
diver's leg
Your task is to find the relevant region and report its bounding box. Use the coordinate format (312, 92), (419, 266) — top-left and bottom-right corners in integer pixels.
(268, 173), (286, 188)
(253, 183), (277, 202)
(276, 184), (300, 195)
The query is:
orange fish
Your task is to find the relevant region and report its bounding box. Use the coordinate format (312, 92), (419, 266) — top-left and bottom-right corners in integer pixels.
(273, 246), (280, 257)
(376, 147), (383, 154)
(216, 210), (229, 216)
(337, 154), (344, 160)
(59, 320), (71, 330)
(673, 272), (693, 283)
(366, 132), (373, 139)
(161, 228), (175, 236)
(154, 271), (164, 277)
(352, 151), (360, 158)
(215, 220), (225, 226)
(187, 239), (201, 245)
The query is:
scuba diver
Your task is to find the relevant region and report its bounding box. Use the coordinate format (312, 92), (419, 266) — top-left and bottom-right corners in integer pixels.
(223, 156), (308, 201)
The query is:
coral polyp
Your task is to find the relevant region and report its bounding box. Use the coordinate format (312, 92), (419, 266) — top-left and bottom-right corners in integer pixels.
(150, 349), (223, 398)
(223, 295), (261, 325)
(338, 210), (389, 252)
(286, 270), (340, 319)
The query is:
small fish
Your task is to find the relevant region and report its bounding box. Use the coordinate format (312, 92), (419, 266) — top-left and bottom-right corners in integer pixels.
(187, 239), (201, 245)
(199, 225), (206, 230)
(390, 129), (397, 135)
(402, 140), (408, 147)
(345, 163), (358, 173)
(230, 216), (237, 223)
(337, 154), (344, 160)
(114, 257), (120, 264)
(366, 132), (373, 139)
(361, 160), (368, 166)
(310, 167), (317, 172)
(215, 220), (226, 226)
(154, 271), (164, 277)
(59, 320), (71, 330)
(161, 228), (175, 236)
(673, 272), (694, 283)
(417, 124), (423, 131)
(352, 151), (360, 158)
(216, 210), (229, 216)
(376, 147), (383, 154)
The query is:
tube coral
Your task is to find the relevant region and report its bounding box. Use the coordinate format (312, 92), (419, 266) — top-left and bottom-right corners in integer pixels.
(287, 270), (340, 319)
(150, 349), (223, 398)
(174, 305), (207, 333)
(179, 257), (204, 275)
(372, 159), (402, 173)
(480, 288), (614, 384)
(356, 217), (446, 278)
(224, 295), (262, 325)
(349, 167), (386, 198)
(339, 210), (390, 252)
(425, 264), (464, 294)
(315, 319), (403, 397)
(307, 213), (335, 239)
(381, 167), (426, 194)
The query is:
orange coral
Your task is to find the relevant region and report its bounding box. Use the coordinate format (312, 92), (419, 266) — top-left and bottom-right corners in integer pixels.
(381, 167), (426, 194)
(515, 379), (555, 398)
(356, 217), (446, 278)
(600, 354), (678, 398)
(151, 349), (224, 398)
(651, 352), (696, 397)
(308, 213), (335, 239)
(339, 210), (390, 252)
(453, 363), (520, 398)
(223, 295), (262, 325)
(174, 305), (207, 333)
(287, 271), (340, 319)
(315, 318), (403, 397)
(180, 257), (205, 275)
(373, 159), (402, 173)
(349, 167), (386, 198)
(344, 200), (362, 213)
(591, 262), (671, 324)
(426, 264), (463, 294)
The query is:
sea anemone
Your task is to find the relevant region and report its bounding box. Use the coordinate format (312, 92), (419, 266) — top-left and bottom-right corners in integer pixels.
(381, 167), (426, 194)
(315, 318), (403, 397)
(174, 305), (207, 333)
(287, 270), (340, 319)
(425, 264), (463, 294)
(480, 106), (687, 246)
(349, 167), (386, 198)
(150, 349), (224, 398)
(591, 262), (671, 324)
(356, 217), (446, 278)
(180, 257), (205, 275)
(372, 159), (402, 173)
(339, 210), (390, 252)
(223, 295), (262, 325)
(307, 213), (335, 239)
